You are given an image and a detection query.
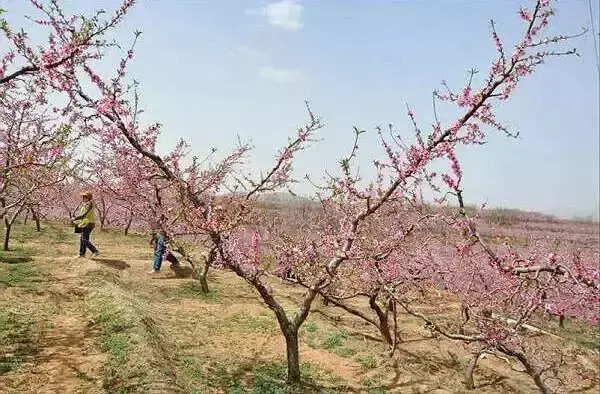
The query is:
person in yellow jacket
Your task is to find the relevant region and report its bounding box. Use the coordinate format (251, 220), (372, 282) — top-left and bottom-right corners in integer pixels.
(72, 191), (100, 258)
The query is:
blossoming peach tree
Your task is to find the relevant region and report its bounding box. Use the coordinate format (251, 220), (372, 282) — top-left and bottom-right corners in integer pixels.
(2, 0), (597, 390)
(0, 81), (78, 249)
(74, 0), (594, 387)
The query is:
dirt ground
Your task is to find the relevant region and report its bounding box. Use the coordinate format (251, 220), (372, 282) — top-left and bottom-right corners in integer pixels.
(0, 223), (598, 393)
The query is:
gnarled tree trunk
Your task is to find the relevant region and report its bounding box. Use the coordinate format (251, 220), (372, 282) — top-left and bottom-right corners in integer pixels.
(464, 350), (485, 390)
(3, 216), (12, 251)
(31, 208), (41, 232)
(123, 209), (133, 236)
(282, 323), (301, 383)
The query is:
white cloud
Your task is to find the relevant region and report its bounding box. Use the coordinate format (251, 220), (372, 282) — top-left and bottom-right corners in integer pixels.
(259, 66), (302, 84)
(262, 0), (303, 31)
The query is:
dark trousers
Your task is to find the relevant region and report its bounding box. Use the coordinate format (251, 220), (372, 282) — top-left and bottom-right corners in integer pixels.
(80, 225), (98, 256)
(153, 237), (165, 271)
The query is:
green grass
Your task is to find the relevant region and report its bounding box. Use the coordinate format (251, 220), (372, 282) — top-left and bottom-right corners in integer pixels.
(184, 357), (332, 393)
(0, 310), (32, 346)
(322, 330), (348, 350)
(303, 321), (318, 333)
(251, 362), (288, 394)
(0, 261), (40, 290)
(250, 362), (327, 393)
(229, 313), (277, 333)
(321, 329), (359, 358)
(0, 247), (34, 264)
(357, 355), (378, 370)
(97, 308), (131, 376)
(163, 283), (220, 302)
(0, 310), (35, 374)
(88, 299), (136, 390)
(102, 333), (128, 364)
(303, 327), (361, 358)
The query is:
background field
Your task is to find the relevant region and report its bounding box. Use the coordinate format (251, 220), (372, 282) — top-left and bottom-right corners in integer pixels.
(0, 214), (598, 394)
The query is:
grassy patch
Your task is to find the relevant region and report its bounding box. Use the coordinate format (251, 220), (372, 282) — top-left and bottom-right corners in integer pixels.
(0, 247), (34, 264)
(183, 357), (331, 393)
(95, 307), (133, 383)
(357, 355), (378, 370)
(250, 362), (326, 393)
(86, 281), (180, 393)
(88, 296), (137, 390)
(0, 261), (40, 290)
(251, 362), (287, 393)
(102, 333), (128, 365)
(556, 319), (600, 351)
(229, 313), (277, 333)
(321, 329), (358, 357)
(0, 310), (35, 374)
(303, 321), (318, 333)
(164, 283), (220, 302)
(322, 330), (348, 350)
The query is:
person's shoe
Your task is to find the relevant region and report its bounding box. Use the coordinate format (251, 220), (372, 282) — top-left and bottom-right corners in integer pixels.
(92, 252), (100, 258)
(77, 255), (85, 258)
(149, 269), (160, 274)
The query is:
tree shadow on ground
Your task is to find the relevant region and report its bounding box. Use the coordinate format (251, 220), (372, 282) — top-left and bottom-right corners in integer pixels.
(153, 265), (193, 279)
(0, 256), (33, 264)
(92, 258), (130, 270)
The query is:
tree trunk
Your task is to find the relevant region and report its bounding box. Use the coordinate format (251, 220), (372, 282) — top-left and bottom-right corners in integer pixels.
(174, 242), (212, 294)
(23, 212), (29, 225)
(3, 217), (11, 251)
(123, 211), (133, 236)
(369, 295), (394, 347)
(283, 326), (301, 385)
(31, 208), (41, 232)
(464, 351), (484, 390)
(193, 261), (210, 294)
(194, 247), (214, 294)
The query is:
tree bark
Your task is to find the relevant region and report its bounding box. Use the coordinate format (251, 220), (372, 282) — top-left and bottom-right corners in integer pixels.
(123, 210), (133, 236)
(464, 351), (484, 390)
(174, 242), (212, 294)
(196, 247), (215, 294)
(496, 344), (554, 394)
(369, 294), (394, 347)
(3, 216), (11, 251)
(193, 261), (210, 294)
(318, 291), (395, 348)
(31, 208), (41, 232)
(283, 325), (301, 384)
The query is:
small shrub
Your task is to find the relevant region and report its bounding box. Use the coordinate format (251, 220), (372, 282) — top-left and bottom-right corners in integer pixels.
(304, 321), (318, 333)
(102, 333), (128, 364)
(357, 355), (378, 370)
(322, 330), (348, 350)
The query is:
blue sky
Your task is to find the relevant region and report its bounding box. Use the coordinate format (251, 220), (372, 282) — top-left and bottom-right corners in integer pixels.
(3, 0), (600, 219)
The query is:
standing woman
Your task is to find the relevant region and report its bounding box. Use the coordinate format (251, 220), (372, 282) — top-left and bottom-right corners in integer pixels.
(73, 191), (100, 258)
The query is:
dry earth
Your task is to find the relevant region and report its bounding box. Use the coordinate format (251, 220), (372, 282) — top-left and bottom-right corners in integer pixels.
(0, 223), (598, 393)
